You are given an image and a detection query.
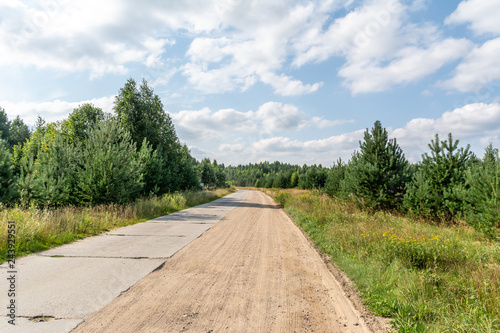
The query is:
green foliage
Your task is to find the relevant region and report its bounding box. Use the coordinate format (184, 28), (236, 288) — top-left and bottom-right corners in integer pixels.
(16, 124), (73, 207)
(0, 140), (16, 204)
(0, 107), (10, 142)
(325, 158), (345, 198)
(290, 172), (299, 188)
(463, 147), (500, 233)
(346, 121), (409, 209)
(114, 78), (178, 151)
(299, 165), (327, 189)
(177, 145), (202, 190)
(31, 133), (74, 207)
(8, 116), (30, 148)
(199, 158), (216, 187)
(113, 78), (198, 193)
(225, 161), (304, 188)
(74, 119), (144, 206)
(274, 191), (292, 206)
(137, 138), (163, 196)
(404, 133), (471, 221)
(197, 158), (226, 189)
(62, 103), (105, 144)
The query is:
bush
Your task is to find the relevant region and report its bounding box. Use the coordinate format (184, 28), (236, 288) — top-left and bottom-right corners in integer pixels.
(275, 191), (292, 206)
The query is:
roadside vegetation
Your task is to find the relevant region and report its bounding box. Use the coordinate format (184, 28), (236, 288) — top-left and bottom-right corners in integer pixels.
(0, 78), (227, 210)
(0, 188), (233, 264)
(227, 121), (500, 237)
(267, 188), (500, 332)
(0, 78), (230, 263)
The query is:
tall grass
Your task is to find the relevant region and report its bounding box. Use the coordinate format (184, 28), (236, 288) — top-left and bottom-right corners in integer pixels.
(267, 188), (500, 332)
(0, 188), (234, 263)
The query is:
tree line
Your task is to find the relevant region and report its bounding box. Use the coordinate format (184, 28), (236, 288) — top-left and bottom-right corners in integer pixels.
(226, 121), (500, 234)
(0, 78), (226, 208)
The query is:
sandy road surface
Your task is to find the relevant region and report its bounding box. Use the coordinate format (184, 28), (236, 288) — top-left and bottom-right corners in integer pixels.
(73, 190), (387, 333)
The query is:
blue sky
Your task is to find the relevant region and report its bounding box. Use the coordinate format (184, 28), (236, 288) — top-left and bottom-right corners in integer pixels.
(1, 0), (500, 166)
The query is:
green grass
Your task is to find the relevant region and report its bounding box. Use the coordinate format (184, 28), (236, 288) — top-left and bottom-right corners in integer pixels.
(0, 188), (234, 263)
(266, 189), (500, 332)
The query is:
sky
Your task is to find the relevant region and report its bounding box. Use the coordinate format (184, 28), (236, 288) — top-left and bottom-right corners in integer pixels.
(1, 0), (500, 166)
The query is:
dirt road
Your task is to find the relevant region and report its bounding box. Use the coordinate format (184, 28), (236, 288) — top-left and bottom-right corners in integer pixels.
(73, 190), (387, 332)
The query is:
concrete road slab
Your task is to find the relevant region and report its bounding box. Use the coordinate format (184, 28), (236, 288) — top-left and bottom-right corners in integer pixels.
(39, 234), (197, 259)
(0, 190), (249, 332)
(0, 256), (164, 318)
(149, 213), (222, 223)
(107, 221), (211, 236)
(0, 317), (83, 333)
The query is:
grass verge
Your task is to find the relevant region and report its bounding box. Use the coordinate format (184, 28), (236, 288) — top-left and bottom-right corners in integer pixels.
(0, 188), (234, 264)
(266, 188), (500, 332)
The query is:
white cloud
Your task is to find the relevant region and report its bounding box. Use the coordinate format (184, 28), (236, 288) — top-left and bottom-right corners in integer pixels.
(311, 117), (354, 128)
(0, 0), (476, 95)
(208, 103), (500, 165)
(0, 0), (181, 77)
(291, 0), (475, 94)
(259, 73), (323, 96)
(170, 101), (311, 142)
(439, 37), (500, 93)
(391, 102), (500, 159)
(0, 96), (115, 125)
(291, 0), (406, 67)
(171, 100), (355, 145)
(445, 0), (500, 36)
(256, 102), (307, 134)
(170, 107), (255, 142)
(212, 130), (364, 166)
(180, 1), (329, 95)
(340, 37), (473, 94)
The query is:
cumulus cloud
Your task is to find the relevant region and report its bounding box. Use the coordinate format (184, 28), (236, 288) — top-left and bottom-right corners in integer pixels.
(181, 1), (327, 96)
(207, 103), (500, 165)
(212, 130), (364, 166)
(0, 95), (115, 125)
(0, 0), (480, 95)
(311, 117), (354, 128)
(0, 0), (182, 77)
(438, 38), (500, 93)
(291, 0), (474, 94)
(170, 101), (349, 143)
(340, 38), (473, 94)
(445, 0), (500, 36)
(391, 102), (500, 159)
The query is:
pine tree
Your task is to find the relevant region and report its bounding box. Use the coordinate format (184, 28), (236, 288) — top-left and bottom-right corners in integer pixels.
(0, 140), (16, 204)
(325, 158), (346, 198)
(463, 144), (500, 233)
(347, 121), (409, 209)
(75, 119), (144, 205)
(8, 116), (30, 148)
(404, 133), (471, 220)
(33, 133), (74, 207)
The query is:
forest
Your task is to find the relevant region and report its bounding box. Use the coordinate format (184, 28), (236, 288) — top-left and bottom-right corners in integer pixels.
(226, 121), (500, 235)
(0, 78), (226, 209)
